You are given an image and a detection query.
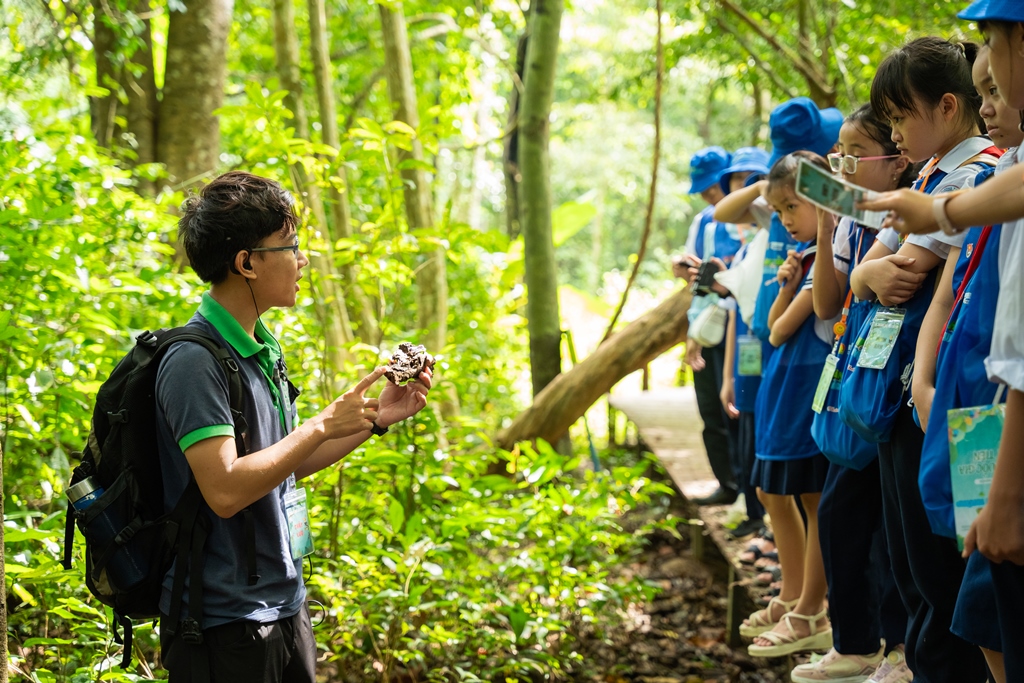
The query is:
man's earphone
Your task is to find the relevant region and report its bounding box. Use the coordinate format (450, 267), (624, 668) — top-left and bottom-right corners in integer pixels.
(230, 250), (253, 275)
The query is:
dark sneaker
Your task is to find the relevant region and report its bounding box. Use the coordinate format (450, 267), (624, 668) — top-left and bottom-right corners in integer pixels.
(729, 517), (766, 539)
(693, 487), (739, 506)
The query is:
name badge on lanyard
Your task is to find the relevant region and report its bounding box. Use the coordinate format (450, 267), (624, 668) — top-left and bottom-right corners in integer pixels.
(857, 308), (906, 370)
(284, 487), (314, 559)
(812, 353), (840, 414)
(737, 335), (762, 376)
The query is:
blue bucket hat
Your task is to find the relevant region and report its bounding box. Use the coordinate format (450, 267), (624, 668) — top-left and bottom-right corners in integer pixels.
(718, 147), (771, 194)
(688, 146), (732, 194)
(959, 0), (1024, 21)
(767, 97), (844, 168)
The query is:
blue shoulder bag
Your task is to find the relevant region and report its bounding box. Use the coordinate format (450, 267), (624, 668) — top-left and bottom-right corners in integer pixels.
(838, 270), (936, 443)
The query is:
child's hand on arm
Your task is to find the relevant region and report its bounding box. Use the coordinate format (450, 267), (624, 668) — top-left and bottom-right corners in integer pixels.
(776, 250), (801, 291)
(855, 254), (927, 306)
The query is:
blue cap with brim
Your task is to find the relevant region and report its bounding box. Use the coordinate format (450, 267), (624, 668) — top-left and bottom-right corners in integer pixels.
(767, 97), (844, 169)
(719, 147), (771, 194)
(688, 146), (732, 194)
(959, 0), (1024, 21)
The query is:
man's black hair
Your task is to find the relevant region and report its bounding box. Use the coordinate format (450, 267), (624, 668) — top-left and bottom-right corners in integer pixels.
(870, 36), (986, 135)
(847, 104), (919, 188)
(179, 171), (298, 284)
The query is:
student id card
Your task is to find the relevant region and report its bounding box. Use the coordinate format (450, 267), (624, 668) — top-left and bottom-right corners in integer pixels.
(857, 308), (906, 370)
(812, 354), (840, 414)
(737, 336), (762, 377)
(284, 487), (314, 559)
(948, 402), (1004, 550)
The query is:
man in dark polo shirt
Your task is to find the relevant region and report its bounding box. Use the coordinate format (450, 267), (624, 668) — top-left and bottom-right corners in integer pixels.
(155, 171), (432, 682)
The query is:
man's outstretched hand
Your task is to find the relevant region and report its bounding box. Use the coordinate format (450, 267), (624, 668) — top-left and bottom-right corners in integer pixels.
(377, 367), (433, 428)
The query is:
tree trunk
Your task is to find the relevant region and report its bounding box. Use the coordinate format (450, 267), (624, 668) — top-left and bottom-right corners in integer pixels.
(308, 0), (380, 344)
(124, 0), (159, 195)
(90, 0), (118, 148)
(518, 0), (563, 397)
(272, 0), (354, 384)
(497, 288), (691, 449)
(378, 2), (448, 355)
(159, 0), (232, 189)
(503, 32), (528, 240)
(0, 442), (6, 683)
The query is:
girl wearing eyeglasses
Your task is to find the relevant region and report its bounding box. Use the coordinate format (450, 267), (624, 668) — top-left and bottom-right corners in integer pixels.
(846, 37), (1001, 683)
(790, 104), (914, 683)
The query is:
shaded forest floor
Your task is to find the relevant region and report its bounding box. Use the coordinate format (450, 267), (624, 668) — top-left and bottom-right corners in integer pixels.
(575, 461), (795, 683)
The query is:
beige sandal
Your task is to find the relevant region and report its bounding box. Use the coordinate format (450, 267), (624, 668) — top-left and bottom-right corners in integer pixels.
(747, 608), (833, 657)
(739, 596), (798, 638)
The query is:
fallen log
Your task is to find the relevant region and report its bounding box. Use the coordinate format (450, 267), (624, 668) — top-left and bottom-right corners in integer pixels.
(497, 286), (692, 449)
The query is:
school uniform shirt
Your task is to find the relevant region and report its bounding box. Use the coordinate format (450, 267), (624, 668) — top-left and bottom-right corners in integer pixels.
(754, 246), (832, 461)
(877, 136), (1000, 259)
(685, 205), (744, 328)
(987, 144), (1024, 393)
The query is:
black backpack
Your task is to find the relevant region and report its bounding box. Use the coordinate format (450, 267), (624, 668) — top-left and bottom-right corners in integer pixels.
(62, 328), (253, 669)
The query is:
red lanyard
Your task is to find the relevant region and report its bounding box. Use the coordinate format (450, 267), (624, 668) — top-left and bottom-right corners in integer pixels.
(936, 226), (993, 357)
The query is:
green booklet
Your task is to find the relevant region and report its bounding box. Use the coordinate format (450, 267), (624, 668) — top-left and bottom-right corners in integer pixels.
(948, 403), (1004, 551)
(795, 159), (888, 228)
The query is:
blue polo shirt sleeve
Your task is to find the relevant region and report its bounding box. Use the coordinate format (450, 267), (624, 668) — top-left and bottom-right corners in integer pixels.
(157, 342), (235, 452)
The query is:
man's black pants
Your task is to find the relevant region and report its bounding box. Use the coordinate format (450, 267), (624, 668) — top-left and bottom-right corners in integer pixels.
(162, 606), (316, 683)
(692, 338), (738, 492)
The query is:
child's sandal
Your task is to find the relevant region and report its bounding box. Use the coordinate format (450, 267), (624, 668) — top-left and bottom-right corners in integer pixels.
(747, 608), (833, 657)
(739, 596), (798, 638)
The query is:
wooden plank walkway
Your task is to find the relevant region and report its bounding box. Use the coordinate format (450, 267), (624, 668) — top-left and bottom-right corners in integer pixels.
(608, 387), (719, 502)
(609, 387), (767, 647)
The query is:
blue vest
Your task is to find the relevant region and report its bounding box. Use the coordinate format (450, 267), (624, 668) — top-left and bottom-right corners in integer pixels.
(692, 205), (743, 265)
(919, 224), (1002, 538)
(751, 213), (798, 343)
(754, 259), (831, 461)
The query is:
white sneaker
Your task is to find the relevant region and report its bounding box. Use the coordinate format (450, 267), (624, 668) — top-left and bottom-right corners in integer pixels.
(867, 647), (913, 683)
(791, 646), (884, 683)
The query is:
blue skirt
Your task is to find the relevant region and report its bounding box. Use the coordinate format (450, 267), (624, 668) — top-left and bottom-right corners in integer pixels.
(751, 454), (829, 496)
(951, 551), (1002, 652)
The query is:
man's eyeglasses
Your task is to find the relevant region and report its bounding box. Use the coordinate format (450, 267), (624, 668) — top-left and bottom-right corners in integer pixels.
(827, 153), (901, 174)
(250, 240), (300, 256)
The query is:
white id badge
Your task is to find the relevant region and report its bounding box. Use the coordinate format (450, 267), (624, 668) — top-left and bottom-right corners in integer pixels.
(737, 335), (762, 377)
(283, 487), (314, 559)
(857, 308), (906, 370)
(812, 354), (839, 414)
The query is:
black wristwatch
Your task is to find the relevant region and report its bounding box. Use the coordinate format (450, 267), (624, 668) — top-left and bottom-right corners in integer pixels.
(370, 421), (389, 436)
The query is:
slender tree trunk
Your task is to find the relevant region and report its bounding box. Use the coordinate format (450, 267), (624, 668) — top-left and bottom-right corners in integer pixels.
(308, 0), (379, 344)
(518, 0), (563, 397)
(0, 442), (6, 683)
(90, 0), (118, 148)
(158, 0), (233, 189)
(503, 31), (528, 240)
(378, 2), (448, 355)
(272, 0), (354, 383)
(124, 0), (158, 195)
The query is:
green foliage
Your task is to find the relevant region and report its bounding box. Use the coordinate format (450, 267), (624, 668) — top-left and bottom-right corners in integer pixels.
(1, 43), (673, 682)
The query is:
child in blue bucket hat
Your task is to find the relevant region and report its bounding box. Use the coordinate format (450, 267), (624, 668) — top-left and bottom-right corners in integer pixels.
(676, 146), (744, 509)
(719, 147), (771, 196)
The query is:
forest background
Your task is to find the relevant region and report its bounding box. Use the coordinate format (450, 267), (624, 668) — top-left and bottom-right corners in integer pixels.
(1, 0), (965, 680)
